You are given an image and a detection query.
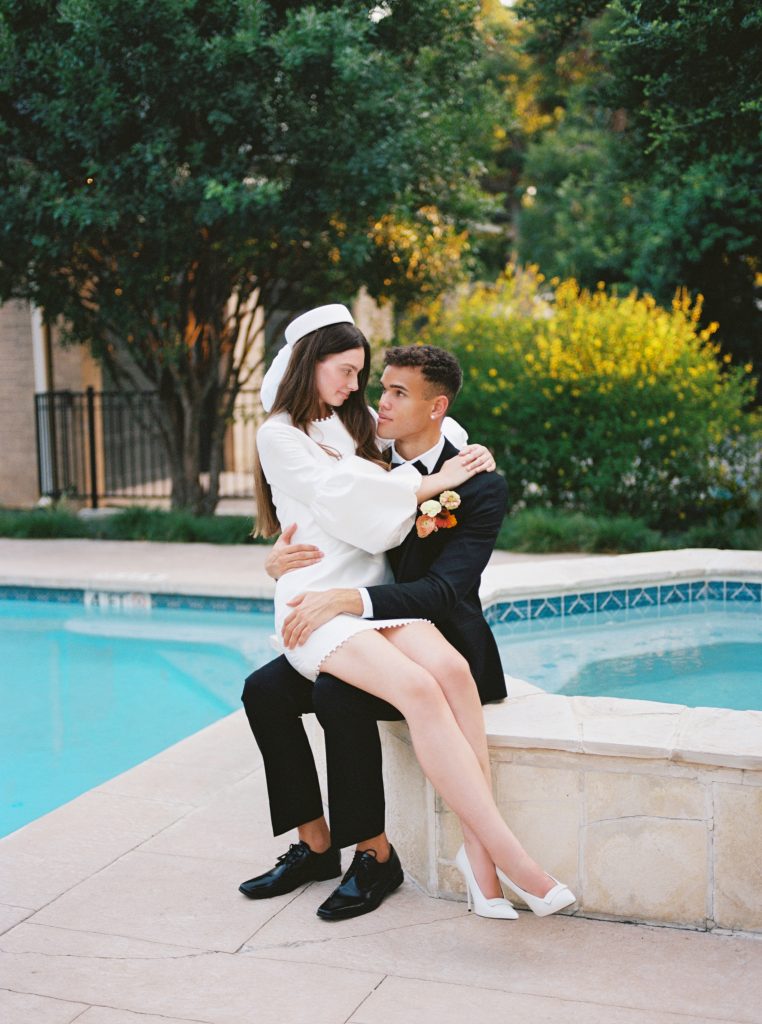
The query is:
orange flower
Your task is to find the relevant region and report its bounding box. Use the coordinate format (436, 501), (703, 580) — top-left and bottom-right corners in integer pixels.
(416, 515), (438, 538)
(434, 511), (457, 529)
(416, 491), (460, 537)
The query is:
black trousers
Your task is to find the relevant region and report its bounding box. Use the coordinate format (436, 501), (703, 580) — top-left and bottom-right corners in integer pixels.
(241, 655), (403, 849)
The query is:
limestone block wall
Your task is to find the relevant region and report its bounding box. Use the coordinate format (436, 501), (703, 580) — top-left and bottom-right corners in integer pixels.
(379, 724), (762, 935)
(304, 701), (762, 935)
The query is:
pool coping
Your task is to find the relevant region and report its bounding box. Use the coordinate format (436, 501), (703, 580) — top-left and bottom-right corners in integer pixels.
(3, 542), (761, 772)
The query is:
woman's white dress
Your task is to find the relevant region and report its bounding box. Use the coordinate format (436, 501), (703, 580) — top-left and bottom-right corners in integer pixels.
(256, 411), (424, 680)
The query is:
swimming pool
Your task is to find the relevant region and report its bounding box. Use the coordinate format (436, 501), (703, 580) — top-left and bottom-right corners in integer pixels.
(3, 573), (761, 839)
(493, 601), (762, 711)
(0, 597), (275, 837)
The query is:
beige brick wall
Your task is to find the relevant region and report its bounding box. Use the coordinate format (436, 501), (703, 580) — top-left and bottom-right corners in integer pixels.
(51, 330), (101, 392)
(0, 301), (102, 508)
(0, 300), (38, 507)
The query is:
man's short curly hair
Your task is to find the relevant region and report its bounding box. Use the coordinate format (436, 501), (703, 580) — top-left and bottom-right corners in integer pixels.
(383, 345), (462, 403)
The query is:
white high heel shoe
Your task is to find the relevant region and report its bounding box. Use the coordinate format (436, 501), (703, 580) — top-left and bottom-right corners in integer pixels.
(496, 868), (576, 917)
(455, 846), (518, 920)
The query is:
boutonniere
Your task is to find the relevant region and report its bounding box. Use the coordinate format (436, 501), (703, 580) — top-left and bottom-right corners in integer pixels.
(416, 490), (461, 538)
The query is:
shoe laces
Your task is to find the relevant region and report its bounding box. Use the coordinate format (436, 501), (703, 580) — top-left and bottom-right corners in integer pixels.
(349, 849), (379, 886)
(276, 842), (309, 867)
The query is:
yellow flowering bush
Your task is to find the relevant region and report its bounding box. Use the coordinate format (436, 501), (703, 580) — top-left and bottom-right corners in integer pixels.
(400, 267), (759, 528)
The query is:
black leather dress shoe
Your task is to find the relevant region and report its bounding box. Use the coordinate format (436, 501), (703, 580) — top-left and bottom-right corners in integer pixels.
(239, 842), (341, 899)
(316, 846), (404, 921)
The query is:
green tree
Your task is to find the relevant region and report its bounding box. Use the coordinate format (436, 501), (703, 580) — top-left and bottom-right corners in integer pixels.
(515, 0), (762, 369)
(0, 0), (489, 512)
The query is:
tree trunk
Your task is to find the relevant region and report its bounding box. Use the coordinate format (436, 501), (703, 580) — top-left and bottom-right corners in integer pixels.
(102, 323), (241, 517)
(199, 427), (226, 517)
(167, 390), (207, 514)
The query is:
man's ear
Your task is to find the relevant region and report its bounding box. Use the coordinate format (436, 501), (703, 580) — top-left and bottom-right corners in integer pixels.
(431, 394), (449, 420)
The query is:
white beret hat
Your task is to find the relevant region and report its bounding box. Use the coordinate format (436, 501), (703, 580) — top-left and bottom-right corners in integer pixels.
(284, 303), (355, 348)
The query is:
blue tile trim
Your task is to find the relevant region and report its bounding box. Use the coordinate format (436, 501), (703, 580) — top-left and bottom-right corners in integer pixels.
(498, 600), (530, 623)
(530, 596), (562, 619)
(628, 586), (659, 608)
(563, 592), (596, 616)
(151, 593), (274, 614)
(3, 579), (760, 622)
(0, 585), (85, 603)
(596, 589), (626, 612)
(0, 585), (274, 615)
(486, 577), (760, 622)
(689, 581), (710, 601)
(725, 581), (761, 603)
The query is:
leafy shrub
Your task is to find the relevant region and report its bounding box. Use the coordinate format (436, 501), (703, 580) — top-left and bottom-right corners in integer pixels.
(0, 508), (90, 539)
(95, 507), (254, 544)
(0, 507), (259, 544)
(401, 266), (760, 528)
(497, 509), (663, 554)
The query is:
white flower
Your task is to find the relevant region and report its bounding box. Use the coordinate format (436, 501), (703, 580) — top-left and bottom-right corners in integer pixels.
(420, 499), (442, 517)
(439, 490), (461, 510)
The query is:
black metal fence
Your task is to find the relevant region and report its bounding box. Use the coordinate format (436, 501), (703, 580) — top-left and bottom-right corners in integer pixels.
(35, 387), (260, 506)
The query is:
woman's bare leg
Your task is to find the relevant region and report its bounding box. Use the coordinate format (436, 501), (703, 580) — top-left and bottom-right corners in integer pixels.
(320, 629), (553, 897)
(384, 623), (502, 898)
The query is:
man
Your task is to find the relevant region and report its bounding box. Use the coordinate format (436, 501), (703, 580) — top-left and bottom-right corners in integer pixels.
(240, 344), (507, 920)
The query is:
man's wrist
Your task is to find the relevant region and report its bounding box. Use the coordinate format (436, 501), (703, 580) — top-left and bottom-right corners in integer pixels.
(334, 588), (364, 616)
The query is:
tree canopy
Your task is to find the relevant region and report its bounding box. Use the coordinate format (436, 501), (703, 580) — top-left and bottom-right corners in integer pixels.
(0, 0), (492, 509)
(514, 0), (762, 367)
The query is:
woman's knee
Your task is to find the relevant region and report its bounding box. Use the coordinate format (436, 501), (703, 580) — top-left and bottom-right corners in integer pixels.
(400, 667), (448, 716)
(429, 650), (475, 694)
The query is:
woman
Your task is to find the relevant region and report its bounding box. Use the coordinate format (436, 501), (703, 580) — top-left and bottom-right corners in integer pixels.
(254, 304), (575, 919)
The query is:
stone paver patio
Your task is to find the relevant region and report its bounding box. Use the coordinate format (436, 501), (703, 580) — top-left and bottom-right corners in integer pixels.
(1, 539), (761, 1023)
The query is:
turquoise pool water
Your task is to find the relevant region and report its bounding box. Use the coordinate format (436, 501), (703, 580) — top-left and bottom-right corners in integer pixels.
(3, 593), (760, 839)
(493, 601), (762, 711)
(1, 599), (275, 837)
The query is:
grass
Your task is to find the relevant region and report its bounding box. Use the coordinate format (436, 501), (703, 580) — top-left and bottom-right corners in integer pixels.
(1, 504), (759, 552)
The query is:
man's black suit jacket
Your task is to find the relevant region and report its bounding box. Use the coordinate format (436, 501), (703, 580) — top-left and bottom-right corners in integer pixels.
(368, 438), (508, 704)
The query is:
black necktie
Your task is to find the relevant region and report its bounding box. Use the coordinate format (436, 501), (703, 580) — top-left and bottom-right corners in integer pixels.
(392, 458), (428, 474)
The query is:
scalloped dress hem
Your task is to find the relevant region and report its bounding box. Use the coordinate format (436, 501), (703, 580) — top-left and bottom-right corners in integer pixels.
(279, 615), (431, 682)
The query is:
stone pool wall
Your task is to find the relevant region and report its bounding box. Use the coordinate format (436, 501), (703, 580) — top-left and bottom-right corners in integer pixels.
(381, 718), (761, 934)
(306, 686), (762, 934)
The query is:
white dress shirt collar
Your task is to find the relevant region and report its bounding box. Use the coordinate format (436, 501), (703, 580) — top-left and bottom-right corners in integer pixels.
(390, 435), (446, 473)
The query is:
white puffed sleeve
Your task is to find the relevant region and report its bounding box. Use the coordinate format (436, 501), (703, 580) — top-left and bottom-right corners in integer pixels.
(442, 415), (468, 448)
(311, 457), (419, 553)
(256, 420), (420, 554)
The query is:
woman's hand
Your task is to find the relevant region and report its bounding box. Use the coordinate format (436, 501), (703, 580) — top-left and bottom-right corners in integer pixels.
(417, 444), (496, 502)
(265, 523), (323, 580)
(457, 444), (496, 476)
(282, 588), (363, 647)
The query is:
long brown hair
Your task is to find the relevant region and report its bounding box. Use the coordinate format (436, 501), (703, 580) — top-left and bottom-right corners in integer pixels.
(254, 322), (387, 537)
